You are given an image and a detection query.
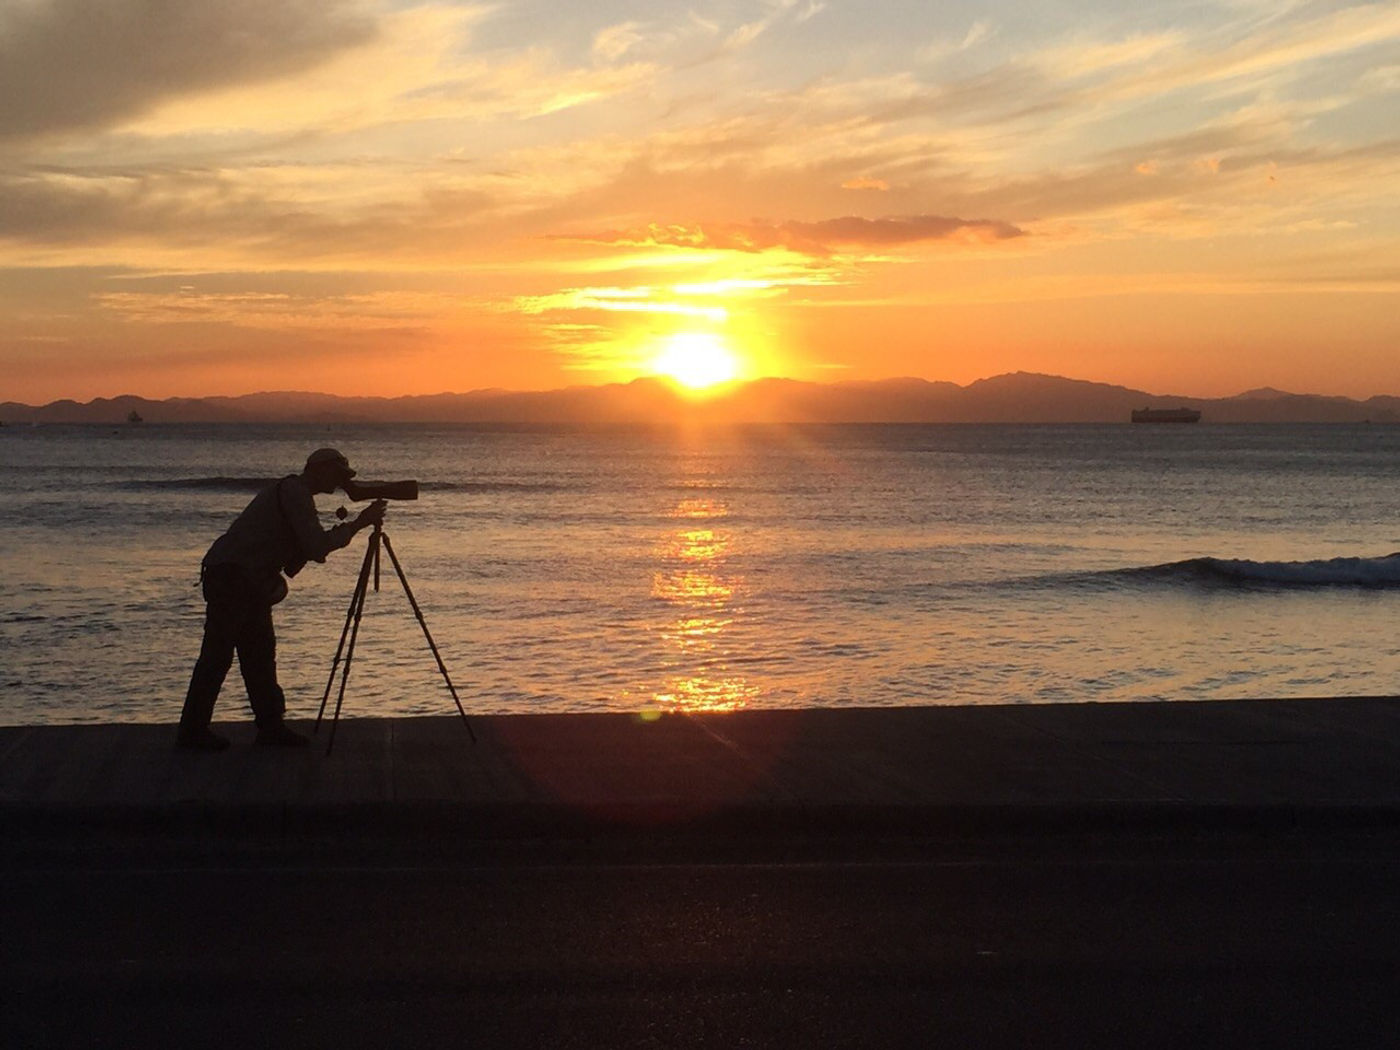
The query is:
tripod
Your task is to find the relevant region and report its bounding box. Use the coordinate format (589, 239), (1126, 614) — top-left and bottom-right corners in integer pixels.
(315, 521), (475, 754)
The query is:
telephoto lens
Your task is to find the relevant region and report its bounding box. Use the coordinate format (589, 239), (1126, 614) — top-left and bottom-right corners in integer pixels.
(343, 479), (419, 501)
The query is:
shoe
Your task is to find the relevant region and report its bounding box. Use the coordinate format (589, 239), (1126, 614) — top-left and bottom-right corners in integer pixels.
(177, 727), (230, 752)
(255, 722), (309, 747)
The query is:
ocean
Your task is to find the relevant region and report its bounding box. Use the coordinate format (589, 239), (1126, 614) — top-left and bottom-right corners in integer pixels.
(2, 422), (1398, 726)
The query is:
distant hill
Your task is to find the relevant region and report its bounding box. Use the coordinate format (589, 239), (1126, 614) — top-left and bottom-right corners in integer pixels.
(3, 373), (1399, 425)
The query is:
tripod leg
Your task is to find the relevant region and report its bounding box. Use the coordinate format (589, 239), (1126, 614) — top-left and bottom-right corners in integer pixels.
(316, 536), (378, 731)
(373, 530), (381, 592)
(380, 533), (476, 743)
(326, 530), (380, 755)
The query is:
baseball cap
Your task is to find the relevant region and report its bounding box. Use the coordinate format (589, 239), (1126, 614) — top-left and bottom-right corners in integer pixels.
(305, 447), (356, 478)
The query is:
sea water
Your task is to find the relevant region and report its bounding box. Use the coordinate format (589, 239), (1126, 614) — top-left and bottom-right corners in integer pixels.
(2, 422), (1399, 726)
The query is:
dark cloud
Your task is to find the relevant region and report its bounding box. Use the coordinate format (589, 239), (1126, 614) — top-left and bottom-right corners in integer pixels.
(0, 170), (497, 259)
(0, 0), (375, 141)
(560, 215), (1025, 255)
(0, 173), (194, 242)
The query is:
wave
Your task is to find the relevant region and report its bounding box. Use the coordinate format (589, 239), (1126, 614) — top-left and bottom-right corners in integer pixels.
(120, 477), (278, 492)
(115, 478), (568, 494)
(446, 481), (569, 494)
(1117, 553), (1400, 588)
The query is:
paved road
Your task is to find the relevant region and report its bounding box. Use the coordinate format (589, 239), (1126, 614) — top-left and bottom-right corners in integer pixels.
(7, 829), (1400, 1049)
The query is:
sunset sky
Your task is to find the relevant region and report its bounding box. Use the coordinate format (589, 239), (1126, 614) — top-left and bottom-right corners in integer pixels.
(3, 0), (1398, 403)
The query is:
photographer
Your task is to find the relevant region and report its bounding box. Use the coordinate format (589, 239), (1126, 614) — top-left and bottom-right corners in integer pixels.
(177, 448), (386, 751)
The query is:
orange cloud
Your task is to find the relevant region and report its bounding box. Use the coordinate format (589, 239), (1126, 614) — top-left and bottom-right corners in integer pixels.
(558, 215), (1024, 256)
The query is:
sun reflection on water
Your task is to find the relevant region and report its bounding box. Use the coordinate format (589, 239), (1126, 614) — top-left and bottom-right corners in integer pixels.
(663, 614), (731, 645)
(650, 569), (733, 606)
(653, 673), (759, 712)
(649, 495), (754, 713)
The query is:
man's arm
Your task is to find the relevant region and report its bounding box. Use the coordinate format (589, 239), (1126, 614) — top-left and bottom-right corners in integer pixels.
(279, 481), (384, 564)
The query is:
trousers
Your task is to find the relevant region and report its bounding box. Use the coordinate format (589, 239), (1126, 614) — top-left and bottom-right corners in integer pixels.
(179, 564), (287, 732)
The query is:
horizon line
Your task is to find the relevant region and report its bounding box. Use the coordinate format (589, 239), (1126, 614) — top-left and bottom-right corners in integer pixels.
(7, 371), (1399, 409)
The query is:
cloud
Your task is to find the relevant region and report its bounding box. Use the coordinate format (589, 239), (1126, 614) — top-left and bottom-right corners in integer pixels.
(404, 51), (657, 123)
(560, 215), (1025, 256)
(93, 287), (444, 331)
(0, 0), (375, 141)
(724, 0), (826, 52)
(918, 19), (996, 62)
(935, 134), (1400, 242)
(1034, 31), (1185, 78)
(871, 6), (1400, 158)
(593, 21), (645, 63)
(842, 176), (890, 191)
(3, 0), (1394, 321)
(1184, 2), (1400, 89)
(1356, 64), (1400, 92)
(961, 20), (994, 50)
(515, 286), (728, 321)
(0, 171), (216, 245)
(0, 168), (502, 267)
(115, 6), (642, 139)
(1033, 3), (1400, 109)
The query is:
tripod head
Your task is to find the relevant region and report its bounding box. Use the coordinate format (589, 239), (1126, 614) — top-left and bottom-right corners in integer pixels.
(335, 499), (389, 527)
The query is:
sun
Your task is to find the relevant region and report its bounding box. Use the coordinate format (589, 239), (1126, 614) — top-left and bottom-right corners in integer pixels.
(649, 333), (741, 390)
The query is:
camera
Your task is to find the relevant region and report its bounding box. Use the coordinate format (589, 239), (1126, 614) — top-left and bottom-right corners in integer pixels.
(343, 479), (419, 501)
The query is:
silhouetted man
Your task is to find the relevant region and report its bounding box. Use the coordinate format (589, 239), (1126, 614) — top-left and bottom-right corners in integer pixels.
(177, 448), (386, 750)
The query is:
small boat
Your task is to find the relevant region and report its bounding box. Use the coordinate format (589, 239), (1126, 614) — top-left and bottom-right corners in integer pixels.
(1131, 406), (1201, 424)
(127, 410), (144, 424)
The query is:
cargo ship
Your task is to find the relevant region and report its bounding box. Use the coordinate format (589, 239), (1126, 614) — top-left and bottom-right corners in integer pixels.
(1131, 407), (1201, 424)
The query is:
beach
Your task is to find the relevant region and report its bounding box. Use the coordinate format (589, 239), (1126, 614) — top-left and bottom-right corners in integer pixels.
(6, 699), (1400, 834)
(6, 700), (1400, 1048)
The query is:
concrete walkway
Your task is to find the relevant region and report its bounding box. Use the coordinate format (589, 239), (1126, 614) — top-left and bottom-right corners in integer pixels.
(4, 698), (1400, 837)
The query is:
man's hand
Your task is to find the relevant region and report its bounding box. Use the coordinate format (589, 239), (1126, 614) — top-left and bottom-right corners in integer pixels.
(354, 499), (388, 531)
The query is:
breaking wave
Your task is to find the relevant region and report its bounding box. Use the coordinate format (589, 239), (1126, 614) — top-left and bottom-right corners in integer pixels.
(1116, 553), (1400, 588)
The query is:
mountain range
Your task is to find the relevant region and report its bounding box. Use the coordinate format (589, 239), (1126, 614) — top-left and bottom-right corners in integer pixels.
(4, 373), (1399, 425)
